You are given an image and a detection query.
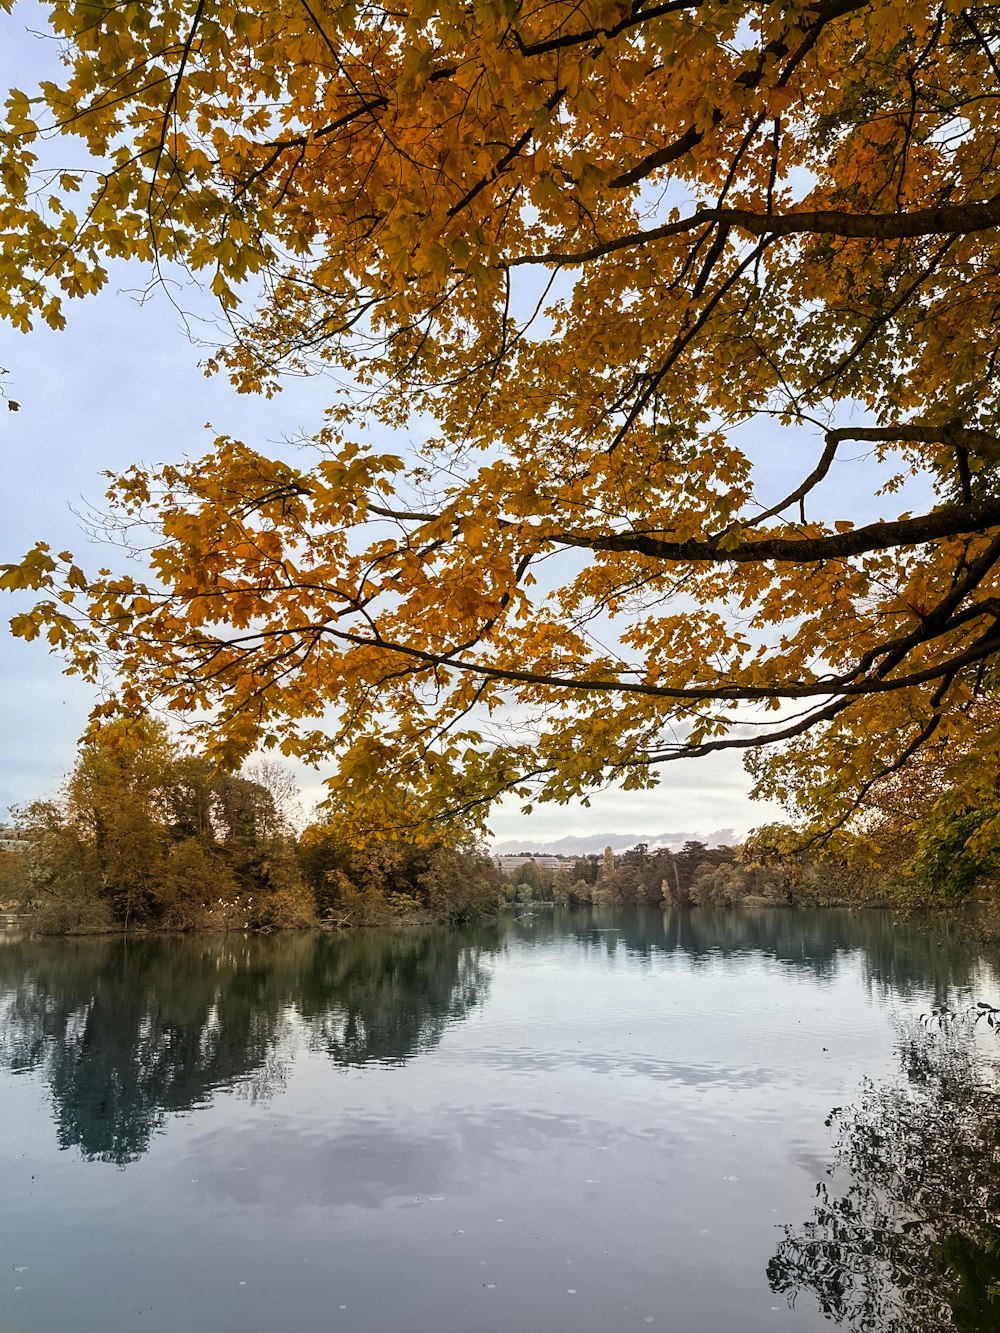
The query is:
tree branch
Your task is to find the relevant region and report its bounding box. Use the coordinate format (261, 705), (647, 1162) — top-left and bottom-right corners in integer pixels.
(552, 498), (1000, 565)
(511, 200), (1000, 268)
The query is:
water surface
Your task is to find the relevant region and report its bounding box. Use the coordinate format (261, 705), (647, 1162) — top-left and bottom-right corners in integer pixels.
(2, 908), (998, 1332)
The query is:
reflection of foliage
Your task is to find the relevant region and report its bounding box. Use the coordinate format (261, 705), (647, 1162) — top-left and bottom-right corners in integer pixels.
(768, 1026), (1000, 1333)
(300, 928), (497, 1066)
(509, 906), (987, 1003)
(0, 928), (497, 1164)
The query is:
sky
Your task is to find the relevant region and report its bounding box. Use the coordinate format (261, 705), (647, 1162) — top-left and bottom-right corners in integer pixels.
(0, 7), (932, 846)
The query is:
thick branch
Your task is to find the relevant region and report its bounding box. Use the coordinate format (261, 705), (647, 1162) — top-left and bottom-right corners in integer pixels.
(513, 200), (1000, 268)
(517, 0), (702, 57)
(182, 597), (1000, 705)
(552, 498), (1000, 565)
(609, 124), (709, 189)
(367, 502), (440, 522)
(827, 422), (1000, 464)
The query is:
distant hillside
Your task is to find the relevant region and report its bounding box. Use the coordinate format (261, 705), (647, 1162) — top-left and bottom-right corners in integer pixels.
(491, 829), (739, 856)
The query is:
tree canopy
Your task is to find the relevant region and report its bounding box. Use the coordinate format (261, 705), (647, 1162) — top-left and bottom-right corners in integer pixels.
(3, 0), (1000, 837)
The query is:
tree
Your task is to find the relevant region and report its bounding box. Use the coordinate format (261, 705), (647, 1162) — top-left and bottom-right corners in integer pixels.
(571, 858), (597, 887)
(838, 735), (1000, 902)
(911, 802), (1000, 902)
(4, 0), (1000, 839)
(23, 717), (182, 931)
(22, 720), (312, 931)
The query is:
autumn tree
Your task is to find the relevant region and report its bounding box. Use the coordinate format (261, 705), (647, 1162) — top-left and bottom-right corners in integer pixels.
(21, 720), (312, 931)
(4, 0), (1000, 839)
(22, 717), (181, 930)
(858, 753), (1000, 903)
(298, 820), (499, 922)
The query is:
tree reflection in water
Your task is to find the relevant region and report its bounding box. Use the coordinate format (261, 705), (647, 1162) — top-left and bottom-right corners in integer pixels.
(512, 905), (988, 1004)
(1, 907), (994, 1198)
(768, 1023), (1000, 1333)
(0, 928), (498, 1165)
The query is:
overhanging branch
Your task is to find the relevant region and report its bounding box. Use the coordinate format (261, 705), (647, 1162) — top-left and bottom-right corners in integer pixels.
(552, 498), (1000, 564)
(511, 199), (1000, 268)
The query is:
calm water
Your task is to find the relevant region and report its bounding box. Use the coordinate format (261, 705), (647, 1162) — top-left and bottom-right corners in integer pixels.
(2, 908), (1000, 1333)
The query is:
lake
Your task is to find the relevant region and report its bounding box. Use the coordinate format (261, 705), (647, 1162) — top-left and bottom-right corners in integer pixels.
(2, 907), (1000, 1333)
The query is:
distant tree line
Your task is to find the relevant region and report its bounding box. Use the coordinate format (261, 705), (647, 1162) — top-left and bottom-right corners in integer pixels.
(501, 841), (745, 908)
(499, 821), (992, 912)
(5, 717), (999, 935)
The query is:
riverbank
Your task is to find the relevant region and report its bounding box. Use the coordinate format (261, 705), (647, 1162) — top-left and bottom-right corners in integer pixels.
(0, 900), (492, 940)
(5, 895), (992, 944)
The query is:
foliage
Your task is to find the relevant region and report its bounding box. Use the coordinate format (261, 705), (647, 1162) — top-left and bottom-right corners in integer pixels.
(19, 719), (314, 932)
(5, 1), (1000, 838)
(842, 744), (1000, 902)
(911, 802), (1000, 902)
(0, 849), (29, 903)
(12, 718), (500, 933)
(299, 822), (501, 925)
(497, 837), (886, 907)
(689, 861), (748, 908)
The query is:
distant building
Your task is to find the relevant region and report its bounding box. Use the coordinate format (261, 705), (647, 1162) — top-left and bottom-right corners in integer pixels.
(494, 853), (578, 874)
(0, 824), (32, 853)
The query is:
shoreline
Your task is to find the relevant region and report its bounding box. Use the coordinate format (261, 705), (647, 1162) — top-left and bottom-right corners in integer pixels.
(0, 897), (953, 943)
